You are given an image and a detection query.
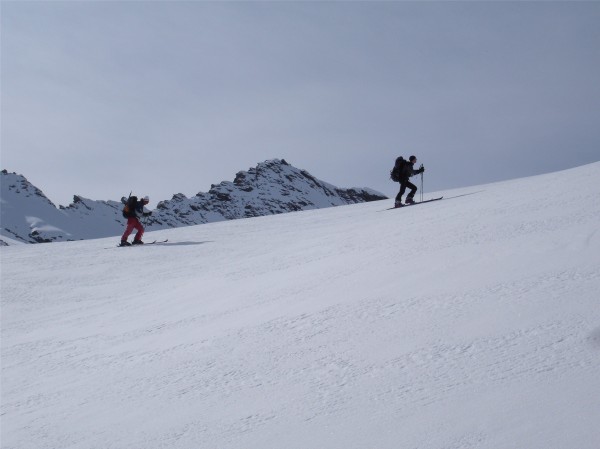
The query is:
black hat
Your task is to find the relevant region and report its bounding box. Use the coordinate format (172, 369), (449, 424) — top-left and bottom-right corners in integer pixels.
(409, 155), (417, 162)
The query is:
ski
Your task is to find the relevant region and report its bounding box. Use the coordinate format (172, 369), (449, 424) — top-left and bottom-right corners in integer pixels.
(386, 197), (443, 210)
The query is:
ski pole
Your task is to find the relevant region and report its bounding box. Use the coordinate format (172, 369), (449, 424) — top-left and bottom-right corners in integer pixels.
(420, 164), (424, 202)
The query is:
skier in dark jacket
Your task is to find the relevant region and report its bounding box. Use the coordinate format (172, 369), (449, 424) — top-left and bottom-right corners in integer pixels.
(395, 155), (425, 207)
(120, 196), (152, 246)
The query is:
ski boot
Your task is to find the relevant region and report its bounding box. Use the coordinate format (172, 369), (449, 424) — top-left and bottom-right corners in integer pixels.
(132, 240), (144, 245)
(119, 240), (131, 247)
(405, 197), (416, 205)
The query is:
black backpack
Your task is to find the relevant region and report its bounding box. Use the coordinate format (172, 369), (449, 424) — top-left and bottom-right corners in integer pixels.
(122, 196), (138, 218)
(390, 157), (406, 182)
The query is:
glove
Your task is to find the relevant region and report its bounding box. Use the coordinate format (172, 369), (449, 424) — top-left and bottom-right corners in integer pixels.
(419, 166), (425, 174)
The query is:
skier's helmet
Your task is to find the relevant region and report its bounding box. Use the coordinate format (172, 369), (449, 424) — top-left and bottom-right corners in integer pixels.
(143, 196), (150, 203)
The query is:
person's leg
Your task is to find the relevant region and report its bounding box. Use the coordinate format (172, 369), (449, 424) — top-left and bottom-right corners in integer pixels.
(121, 218), (136, 242)
(396, 181), (408, 206)
(133, 220), (145, 243)
(405, 181), (418, 203)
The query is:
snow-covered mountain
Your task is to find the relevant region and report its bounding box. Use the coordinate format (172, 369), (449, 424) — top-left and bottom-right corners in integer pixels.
(0, 170), (126, 244)
(2, 162), (599, 449)
(0, 160), (386, 244)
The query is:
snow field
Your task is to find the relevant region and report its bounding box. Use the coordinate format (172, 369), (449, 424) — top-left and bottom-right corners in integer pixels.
(2, 162), (600, 448)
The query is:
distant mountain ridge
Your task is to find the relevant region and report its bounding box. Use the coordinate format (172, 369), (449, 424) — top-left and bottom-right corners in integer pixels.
(0, 159), (386, 245)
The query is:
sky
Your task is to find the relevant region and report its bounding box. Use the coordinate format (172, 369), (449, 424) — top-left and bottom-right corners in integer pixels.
(2, 1), (600, 208)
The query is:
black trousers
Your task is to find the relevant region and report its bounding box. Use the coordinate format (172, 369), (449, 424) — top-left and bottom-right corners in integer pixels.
(395, 179), (417, 202)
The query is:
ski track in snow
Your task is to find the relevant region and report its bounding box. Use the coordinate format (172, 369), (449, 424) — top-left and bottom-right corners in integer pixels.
(2, 163), (600, 449)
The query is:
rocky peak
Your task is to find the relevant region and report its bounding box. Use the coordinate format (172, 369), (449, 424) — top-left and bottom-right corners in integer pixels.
(1, 170), (56, 208)
(146, 159), (386, 229)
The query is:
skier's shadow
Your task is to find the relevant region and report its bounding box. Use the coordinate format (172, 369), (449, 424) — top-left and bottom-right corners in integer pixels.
(443, 190), (485, 201)
(154, 241), (213, 247)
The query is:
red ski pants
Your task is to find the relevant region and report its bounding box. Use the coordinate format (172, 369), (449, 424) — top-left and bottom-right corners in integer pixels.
(121, 217), (144, 242)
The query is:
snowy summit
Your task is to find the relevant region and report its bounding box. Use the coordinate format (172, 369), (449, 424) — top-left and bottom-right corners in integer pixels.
(1, 162), (599, 449)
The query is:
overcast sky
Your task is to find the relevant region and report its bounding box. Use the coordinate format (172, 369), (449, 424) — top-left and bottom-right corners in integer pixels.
(2, 1), (599, 208)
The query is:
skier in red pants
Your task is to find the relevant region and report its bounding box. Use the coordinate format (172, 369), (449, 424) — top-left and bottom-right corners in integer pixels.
(120, 195), (152, 246)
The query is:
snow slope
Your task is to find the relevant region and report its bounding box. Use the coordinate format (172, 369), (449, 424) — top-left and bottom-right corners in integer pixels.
(2, 163), (599, 449)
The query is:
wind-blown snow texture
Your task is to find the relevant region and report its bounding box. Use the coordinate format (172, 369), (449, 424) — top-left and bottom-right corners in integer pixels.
(0, 160), (385, 244)
(2, 163), (599, 449)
